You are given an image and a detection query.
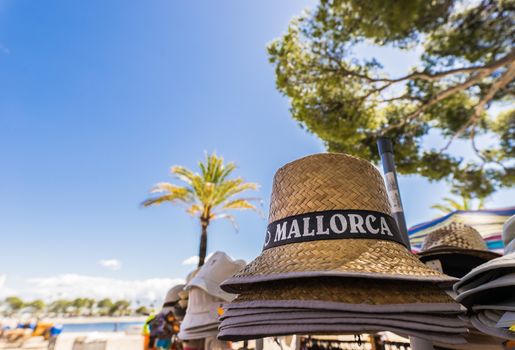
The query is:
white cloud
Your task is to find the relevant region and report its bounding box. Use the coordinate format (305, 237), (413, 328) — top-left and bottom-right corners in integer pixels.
(99, 259), (122, 271)
(182, 256), (199, 265)
(0, 274), (17, 298)
(181, 253), (214, 265)
(25, 274), (184, 304)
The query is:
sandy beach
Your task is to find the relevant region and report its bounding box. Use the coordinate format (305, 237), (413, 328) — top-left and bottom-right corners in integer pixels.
(1, 332), (143, 350)
(0, 317), (145, 350)
(0, 316), (145, 326)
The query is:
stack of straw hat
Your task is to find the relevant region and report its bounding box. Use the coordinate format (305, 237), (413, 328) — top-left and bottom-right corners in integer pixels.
(418, 222), (505, 349)
(454, 215), (515, 342)
(179, 251), (245, 340)
(418, 222), (500, 278)
(218, 153), (467, 344)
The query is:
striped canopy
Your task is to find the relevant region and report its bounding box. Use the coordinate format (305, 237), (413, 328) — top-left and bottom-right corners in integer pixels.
(408, 207), (515, 254)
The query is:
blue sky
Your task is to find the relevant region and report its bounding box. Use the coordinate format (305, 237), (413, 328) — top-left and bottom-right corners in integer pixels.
(0, 0), (513, 303)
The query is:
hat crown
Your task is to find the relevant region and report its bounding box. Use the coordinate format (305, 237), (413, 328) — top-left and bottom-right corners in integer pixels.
(268, 153), (391, 223)
(421, 222), (487, 252)
(165, 284), (185, 303)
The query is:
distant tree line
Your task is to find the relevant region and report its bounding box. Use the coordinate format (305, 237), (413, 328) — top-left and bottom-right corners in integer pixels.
(1, 296), (151, 317)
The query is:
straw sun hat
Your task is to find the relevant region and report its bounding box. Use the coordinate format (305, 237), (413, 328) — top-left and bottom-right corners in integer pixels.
(222, 153), (455, 293)
(418, 223), (500, 278)
(419, 222), (500, 262)
(224, 277), (462, 314)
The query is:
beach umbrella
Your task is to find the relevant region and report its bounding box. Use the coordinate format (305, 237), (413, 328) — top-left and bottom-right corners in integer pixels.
(409, 207), (515, 254)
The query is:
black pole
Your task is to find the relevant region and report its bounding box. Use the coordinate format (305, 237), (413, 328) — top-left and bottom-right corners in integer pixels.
(377, 137), (434, 350)
(377, 138), (410, 247)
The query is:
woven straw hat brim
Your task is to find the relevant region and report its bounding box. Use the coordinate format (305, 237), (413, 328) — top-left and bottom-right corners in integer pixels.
(419, 247), (501, 262)
(221, 308), (301, 318)
(220, 312), (466, 328)
(222, 240), (456, 293)
(217, 324), (467, 344)
(225, 277), (463, 314)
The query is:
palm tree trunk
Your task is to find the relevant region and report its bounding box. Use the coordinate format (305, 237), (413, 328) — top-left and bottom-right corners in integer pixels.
(198, 218), (209, 267)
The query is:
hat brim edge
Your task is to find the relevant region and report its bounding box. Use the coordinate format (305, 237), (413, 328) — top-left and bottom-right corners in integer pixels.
(418, 247), (501, 261)
(221, 270), (457, 294)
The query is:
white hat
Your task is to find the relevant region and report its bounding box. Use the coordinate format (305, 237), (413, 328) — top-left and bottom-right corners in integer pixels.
(186, 251), (245, 301)
(179, 287), (224, 334)
(179, 327), (219, 340)
(454, 252), (515, 294)
(162, 284), (185, 314)
(503, 215), (515, 247)
(505, 239), (515, 255)
(472, 299), (515, 312)
(456, 272), (515, 306)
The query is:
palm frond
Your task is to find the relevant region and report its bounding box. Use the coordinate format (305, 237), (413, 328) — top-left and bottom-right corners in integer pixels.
(432, 195), (486, 215)
(150, 182), (184, 194)
(186, 204), (203, 216)
(218, 162), (237, 183)
(144, 152), (260, 232)
(142, 183), (193, 207)
(171, 166), (197, 185)
(462, 196), (471, 210)
(221, 199), (257, 210)
(141, 194), (186, 207)
(430, 204), (453, 213)
(213, 179), (259, 206)
(211, 213), (239, 231)
(442, 197), (464, 211)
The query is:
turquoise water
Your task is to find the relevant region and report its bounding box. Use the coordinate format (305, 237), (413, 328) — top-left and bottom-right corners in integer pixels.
(61, 322), (143, 333)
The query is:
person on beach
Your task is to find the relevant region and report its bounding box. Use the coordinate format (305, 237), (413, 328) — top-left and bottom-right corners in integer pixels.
(148, 311), (180, 350)
(46, 324), (62, 350)
(144, 284), (185, 350)
(143, 313), (156, 350)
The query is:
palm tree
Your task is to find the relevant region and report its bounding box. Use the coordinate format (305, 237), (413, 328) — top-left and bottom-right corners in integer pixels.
(142, 152), (259, 267)
(431, 195), (485, 214)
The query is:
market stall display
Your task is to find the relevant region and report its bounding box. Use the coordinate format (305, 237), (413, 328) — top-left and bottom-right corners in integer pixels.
(418, 222), (501, 278)
(163, 284), (186, 320)
(454, 215), (515, 341)
(218, 153), (467, 344)
(416, 222), (508, 349)
(409, 208), (515, 254)
(179, 252), (245, 342)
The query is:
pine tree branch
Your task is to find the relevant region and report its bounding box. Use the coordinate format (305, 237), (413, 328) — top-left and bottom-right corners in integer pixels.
(380, 54), (515, 136)
(329, 49), (515, 84)
(439, 60), (515, 153)
(382, 50), (515, 83)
